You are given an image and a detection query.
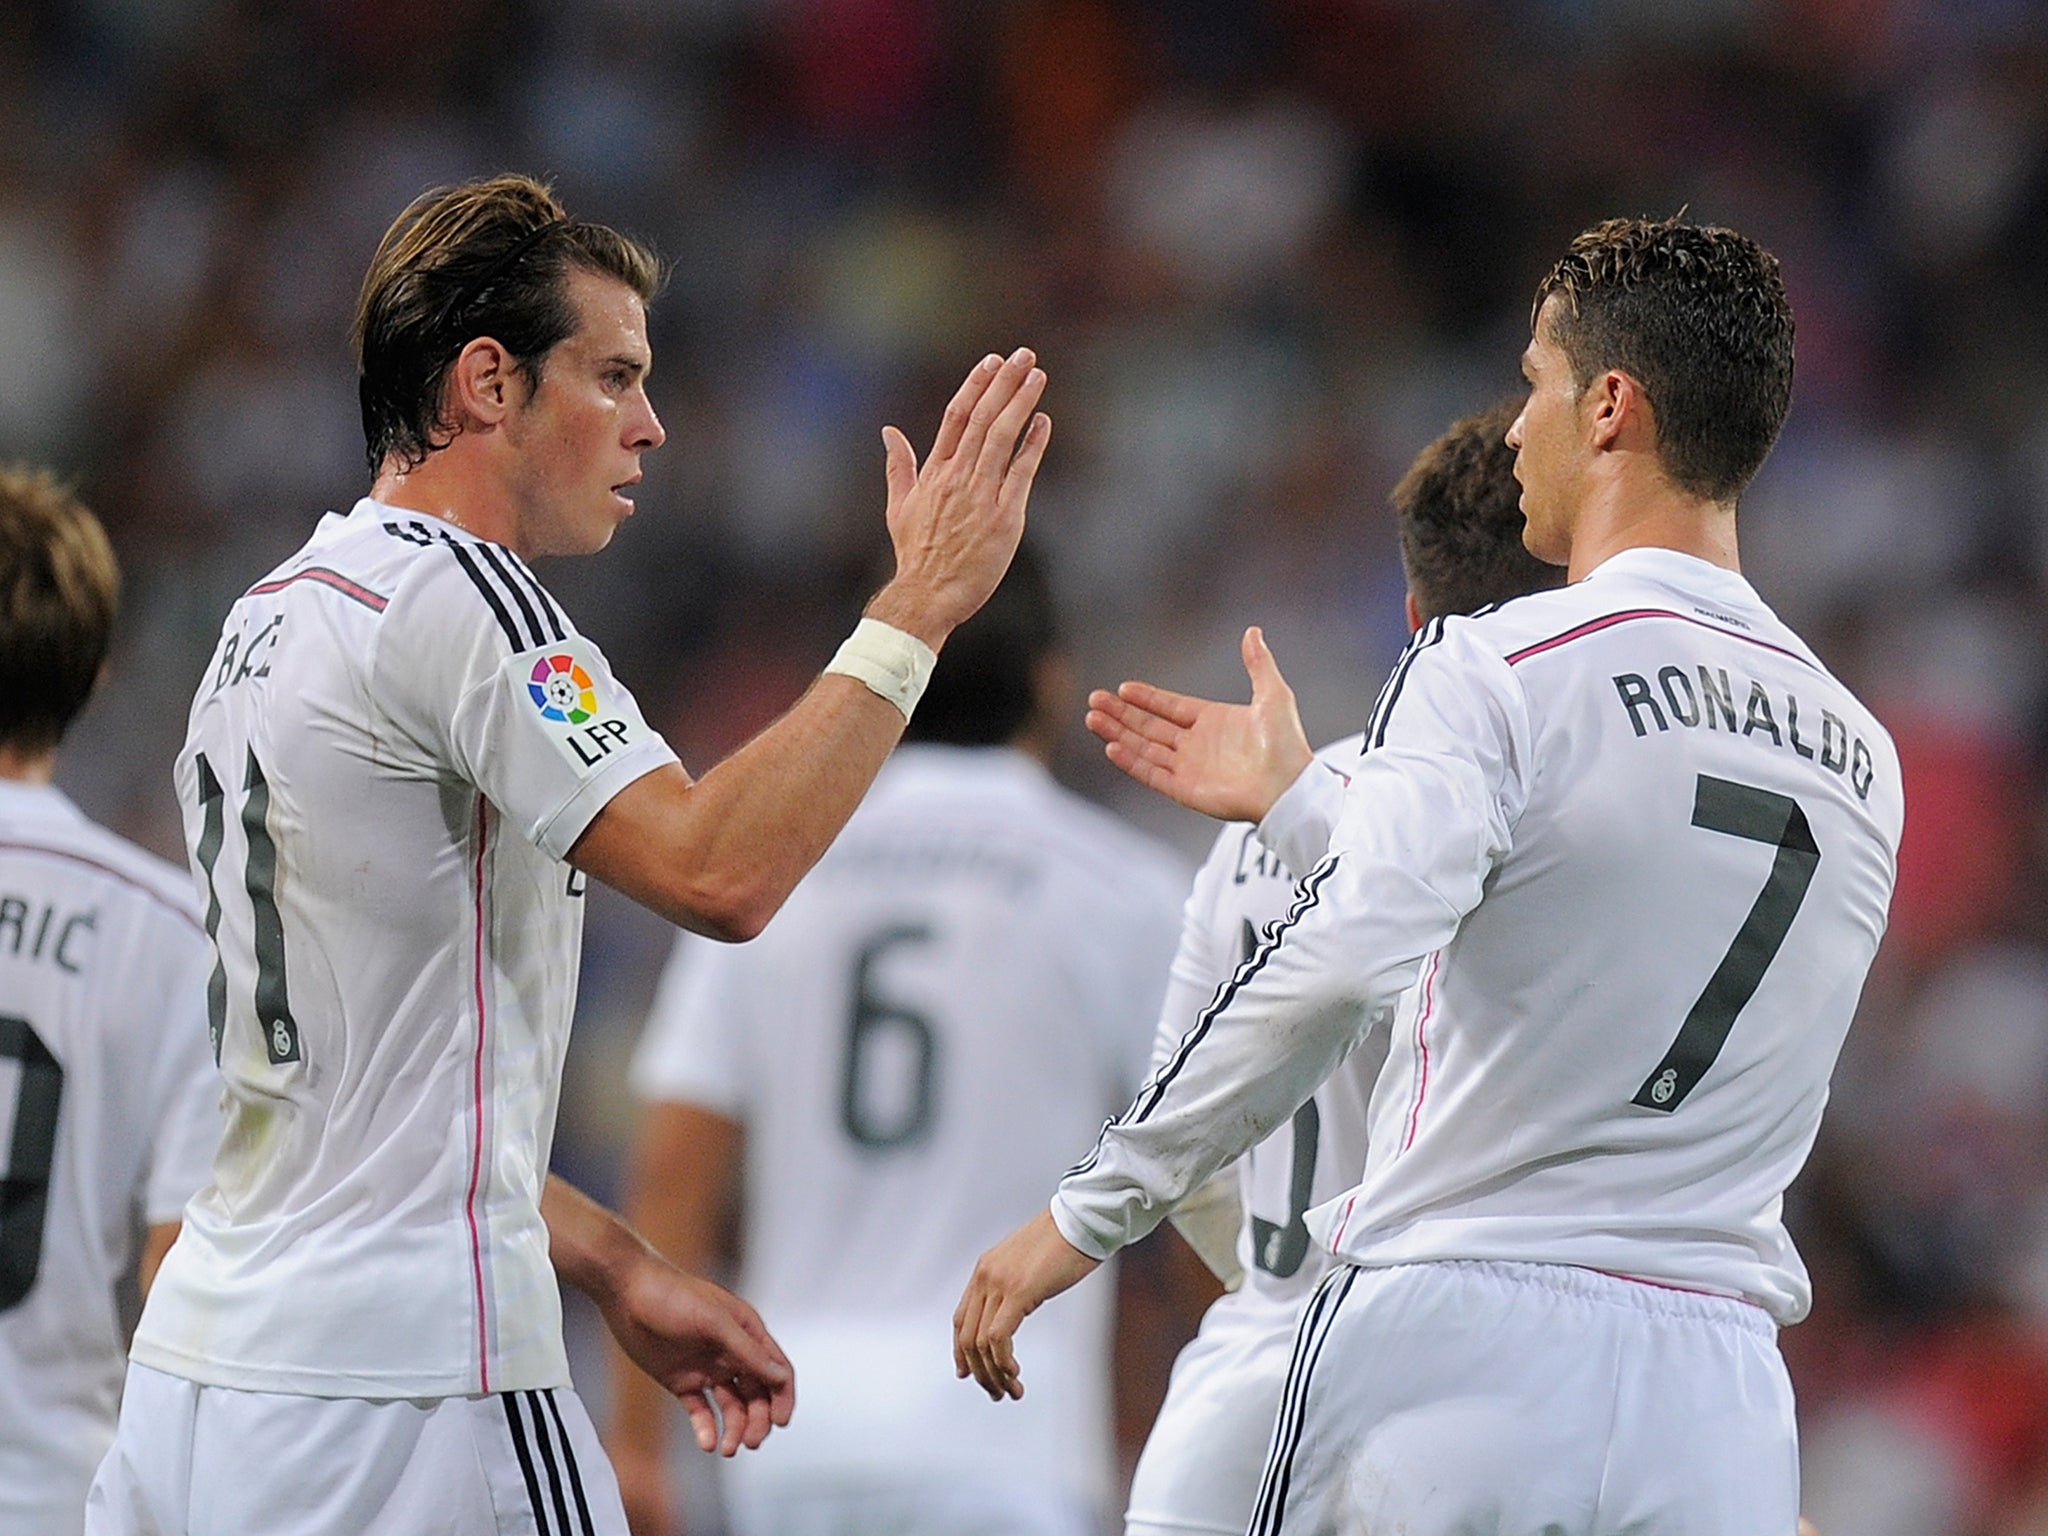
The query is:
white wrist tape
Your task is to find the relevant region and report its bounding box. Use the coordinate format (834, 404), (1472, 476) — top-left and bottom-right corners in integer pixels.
(825, 618), (937, 721)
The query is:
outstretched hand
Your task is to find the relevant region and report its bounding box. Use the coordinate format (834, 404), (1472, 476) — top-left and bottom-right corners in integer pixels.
(953, 1210), (1100, 1402)
(600, 1249), (796, 1458)
(1086, 626), (1313, 824)
(868, 349), (1052, 649)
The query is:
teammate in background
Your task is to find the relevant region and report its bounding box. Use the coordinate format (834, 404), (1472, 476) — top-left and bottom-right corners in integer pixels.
(609, 539), (1187, 1536)
(0, 469), (219, 1536)
(959, 216), (1901, 1535)
(1123, 403), (1562, 1536)
(88, 174), (1048, 1535)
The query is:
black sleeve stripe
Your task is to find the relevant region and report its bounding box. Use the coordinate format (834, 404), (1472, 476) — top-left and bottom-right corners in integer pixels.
(540, 1389), (599, 1536)
(523, 1391), (579, 1536)
(1250, 1265), (1358, 1535)
(501, 1393), (555, 1535)
(473, 543), (550, 649)
(1126, 854), (1339, 1126)
(503, 549), (570, 643)
(1062, 850), (1340, 1183)
(1366, 615), (1449, 751)
(443, 542), (528, 651)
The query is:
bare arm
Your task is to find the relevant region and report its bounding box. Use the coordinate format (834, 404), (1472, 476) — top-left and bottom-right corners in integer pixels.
(139, 1221), (179, 1298)
(1085, 626), (1312, 825)
(604, 1105), (742, 1536)
(543, 1172), (790, 1459)
(572, 351), (1051, 940)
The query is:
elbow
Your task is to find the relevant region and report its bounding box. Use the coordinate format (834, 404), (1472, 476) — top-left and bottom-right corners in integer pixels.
(673, 874), (781, 943)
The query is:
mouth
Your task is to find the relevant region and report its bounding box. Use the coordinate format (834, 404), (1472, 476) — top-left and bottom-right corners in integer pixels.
(610, 474), (641, 512)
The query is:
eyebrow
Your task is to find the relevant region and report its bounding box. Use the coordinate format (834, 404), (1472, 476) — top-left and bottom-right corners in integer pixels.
(604, 354), (650, 381)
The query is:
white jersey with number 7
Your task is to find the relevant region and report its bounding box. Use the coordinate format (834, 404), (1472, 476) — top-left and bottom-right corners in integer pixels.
(1057, 548), (1901, 1325)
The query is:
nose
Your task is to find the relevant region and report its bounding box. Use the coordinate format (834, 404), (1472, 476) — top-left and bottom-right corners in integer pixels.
(1505, 410), (1524, 451)
(630, 389), (665, 452)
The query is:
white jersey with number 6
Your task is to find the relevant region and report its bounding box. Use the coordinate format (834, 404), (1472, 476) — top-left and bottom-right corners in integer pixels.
(1056, 549), (1902, 1326)
(0, 782), (219, 1536)
(133, 498), (676, 1401)
(631, 745), (1186, 1522)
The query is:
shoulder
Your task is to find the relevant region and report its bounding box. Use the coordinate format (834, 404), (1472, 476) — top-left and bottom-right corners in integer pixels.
(34, 817), (204, 942)
(378, 517), (575, 657)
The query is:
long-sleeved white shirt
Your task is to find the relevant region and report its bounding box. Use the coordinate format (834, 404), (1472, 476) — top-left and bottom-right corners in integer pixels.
(1055, 549), (1902, 1324)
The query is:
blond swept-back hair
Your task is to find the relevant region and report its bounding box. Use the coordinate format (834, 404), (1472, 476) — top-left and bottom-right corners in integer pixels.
(0, 466), (118, 752)
(351, 173), (662, 474)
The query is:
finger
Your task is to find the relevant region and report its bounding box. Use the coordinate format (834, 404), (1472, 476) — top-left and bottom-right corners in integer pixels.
(952, 1284), (976, 1379)
(711, 1381), (748, 1457)
(882, 425), (919, 514)
(1086, 689), (1181, 746)
(739, 1386), (775, 1451)
(680, 1389), (718, 1453)
(950, 347), (1035, 471)
(1115, 678), (1204, 730)
(1103, 740), (1179, 798)
(971, 365), (1048, 485)
(1242, 626), (1293, 703)
(996, 413), (1053, 519)
(929, 354), (1003, 465)
(771, 1365), (796, 1427)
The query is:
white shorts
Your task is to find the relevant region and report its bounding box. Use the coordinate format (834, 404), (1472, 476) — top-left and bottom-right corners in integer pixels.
(84, 1362), (629, 1536)
(1126, 1294), (1300, 1535)
(1250, 1261), (1798, 1536)
(725, 1479), (1097, 1536)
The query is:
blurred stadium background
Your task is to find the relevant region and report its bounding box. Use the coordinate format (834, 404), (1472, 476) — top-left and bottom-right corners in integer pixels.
(6, 1), (2048, 1530)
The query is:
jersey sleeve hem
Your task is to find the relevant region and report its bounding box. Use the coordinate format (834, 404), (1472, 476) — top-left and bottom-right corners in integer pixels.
(1258, 760), (1347, 877)
(1049, 1192), (1123, 1262)
(530, 739), (678, 862)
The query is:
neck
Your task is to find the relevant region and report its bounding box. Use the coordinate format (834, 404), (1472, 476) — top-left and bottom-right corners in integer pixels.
(0, 745), (57, 784)
(1566, 471), (1739, 584)
(370, 447), (519, 551)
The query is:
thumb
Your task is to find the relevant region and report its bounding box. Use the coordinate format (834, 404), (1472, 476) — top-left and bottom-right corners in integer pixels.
(882, 426), (918, 512)
(1242, 626), (1291, 703)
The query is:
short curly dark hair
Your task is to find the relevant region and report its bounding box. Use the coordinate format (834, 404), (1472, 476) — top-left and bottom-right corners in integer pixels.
(1535, 215), (1794, 503)
(1394, 401), (1564, 622)
(352, 174), (663, 475)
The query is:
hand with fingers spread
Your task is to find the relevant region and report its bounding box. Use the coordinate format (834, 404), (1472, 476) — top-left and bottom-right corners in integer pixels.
(866, 349), (1051, 650)
(599, 1246), (797, 1458)
(952, 1210), (1100, 1403)
(1086, 625), (1314, 824)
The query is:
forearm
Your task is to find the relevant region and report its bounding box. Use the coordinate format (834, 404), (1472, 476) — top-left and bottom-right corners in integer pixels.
(1056, 848), (1455, 1259)
(543, 1173), (647, 1305)
(572, 670), (909, 940)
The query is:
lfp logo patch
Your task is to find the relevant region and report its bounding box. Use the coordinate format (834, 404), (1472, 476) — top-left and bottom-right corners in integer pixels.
(530, 654), (597, 724)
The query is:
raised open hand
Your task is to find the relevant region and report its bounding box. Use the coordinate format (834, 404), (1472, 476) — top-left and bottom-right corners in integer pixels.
(1086, 626), (1313, 824)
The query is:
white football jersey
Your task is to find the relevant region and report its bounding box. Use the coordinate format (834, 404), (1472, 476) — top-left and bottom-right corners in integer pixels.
(1056, 550), (1902, 1324)
(631, 745), (1187, 1513)
(133, 498), (675, 1399)
(0, 781), (218, 1536)
(1152, 738), (1379, 1313)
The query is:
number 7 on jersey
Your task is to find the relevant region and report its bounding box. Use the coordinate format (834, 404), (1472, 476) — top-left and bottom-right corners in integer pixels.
(1634, 775), (1819, 1113)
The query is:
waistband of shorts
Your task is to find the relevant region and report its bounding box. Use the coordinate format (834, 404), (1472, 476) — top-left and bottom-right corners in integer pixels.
(1368, 1259), (1776, 1337)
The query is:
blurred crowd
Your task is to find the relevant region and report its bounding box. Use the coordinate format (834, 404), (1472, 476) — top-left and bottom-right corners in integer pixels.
(7, 0), (2048, 1529)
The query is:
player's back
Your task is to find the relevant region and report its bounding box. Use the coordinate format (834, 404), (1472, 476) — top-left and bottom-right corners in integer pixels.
(635, 744), (1185, 1505)
(0, 782), (215, 1536)
(1326, 549), (1901, 1320)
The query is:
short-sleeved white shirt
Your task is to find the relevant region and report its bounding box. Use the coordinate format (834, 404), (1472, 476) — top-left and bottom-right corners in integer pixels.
(631, 745), (1187, 1511)
(133, 499), (675, 1398)
(1057, 550), (1902, 1324)
(0, 781), (218, 1535)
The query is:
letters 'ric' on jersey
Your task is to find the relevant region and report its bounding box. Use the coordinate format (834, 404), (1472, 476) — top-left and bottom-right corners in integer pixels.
(632, 746), (1187, 1514)
(135, 500), (676, 1398)
(0, 782), (218, 1535)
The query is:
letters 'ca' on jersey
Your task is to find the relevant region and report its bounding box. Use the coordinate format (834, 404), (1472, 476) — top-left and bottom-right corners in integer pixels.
(134, 499), (675, 1398)
(631, 746), (1187, 1514)
(0, 782), (218, 1535)
(1057, 550), (1901, 1324)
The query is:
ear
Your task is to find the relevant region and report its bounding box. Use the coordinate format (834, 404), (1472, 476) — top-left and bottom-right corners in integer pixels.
(1587, 369), (1648, 453)
(1404, 590), (1423, 634)
(445, 337), (519, 431)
